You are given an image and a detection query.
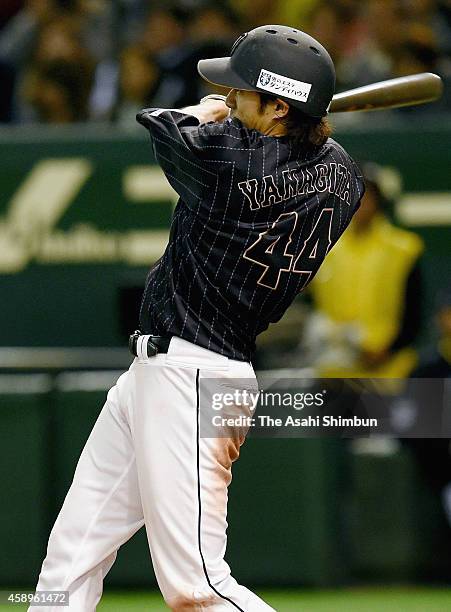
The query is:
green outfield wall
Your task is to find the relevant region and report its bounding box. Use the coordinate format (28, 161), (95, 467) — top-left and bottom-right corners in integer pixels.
(0, 120), (450, 349)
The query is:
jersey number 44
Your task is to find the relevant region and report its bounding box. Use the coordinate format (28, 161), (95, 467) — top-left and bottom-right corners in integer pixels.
(243, 208), (333, 291)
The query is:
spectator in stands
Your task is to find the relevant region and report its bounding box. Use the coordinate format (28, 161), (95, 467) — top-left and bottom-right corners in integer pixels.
(403, 0), (451, 55)
(186, 2), (240, 102)
(339, 0), (405, 88)
(0, 1), (96, 121)
(0, 0), (23, 30)
(229, 0), (279, 29)
(133, 3), (233, 110)
(114, 45), (162, 128)
(0, 0), (114, 121)
(140, 5), (188, 58)
(303, 163), (424, 377)
(20, 13), (94, 121)
(25, 58), (93, 122)
(392, 24), (451, 113)
(395, 29), (440, 76)
(305, 0), (364, 89)
(32, 13), (90, 64)
(131, 5), (192, 109)
(188, 1), (240, 44)
(0, 2), (87, 76)
(0, 1), (54, 121)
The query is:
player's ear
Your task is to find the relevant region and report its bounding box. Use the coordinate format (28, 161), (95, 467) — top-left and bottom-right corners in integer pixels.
(274, 98), (290, 119)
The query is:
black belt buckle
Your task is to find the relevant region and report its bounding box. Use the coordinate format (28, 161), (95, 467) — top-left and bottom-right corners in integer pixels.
(146, 337), (160, 357)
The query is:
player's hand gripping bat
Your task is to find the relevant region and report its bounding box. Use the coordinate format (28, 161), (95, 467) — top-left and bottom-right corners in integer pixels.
(329, 72), (443, 113)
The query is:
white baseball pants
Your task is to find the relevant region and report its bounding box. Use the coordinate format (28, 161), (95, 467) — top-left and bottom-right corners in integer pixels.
(29, 337), (275, 612)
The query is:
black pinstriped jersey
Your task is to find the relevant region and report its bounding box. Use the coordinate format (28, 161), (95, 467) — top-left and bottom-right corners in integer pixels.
(137, 108), (365, 361)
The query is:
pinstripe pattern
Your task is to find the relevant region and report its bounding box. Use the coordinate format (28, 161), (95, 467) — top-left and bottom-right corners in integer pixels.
(137, 108), (365, 361)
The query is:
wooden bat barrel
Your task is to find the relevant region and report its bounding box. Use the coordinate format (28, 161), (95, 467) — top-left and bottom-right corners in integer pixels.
(329, 72), (443, 113)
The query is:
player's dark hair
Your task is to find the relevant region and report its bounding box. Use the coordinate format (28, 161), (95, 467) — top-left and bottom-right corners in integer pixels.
(259, 93), (332, 148)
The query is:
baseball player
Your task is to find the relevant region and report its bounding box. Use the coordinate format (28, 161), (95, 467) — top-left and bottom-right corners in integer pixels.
(30, 26), (364, 611)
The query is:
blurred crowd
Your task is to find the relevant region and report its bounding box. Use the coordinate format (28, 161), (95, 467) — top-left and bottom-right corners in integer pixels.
(0, 0), (451, 125)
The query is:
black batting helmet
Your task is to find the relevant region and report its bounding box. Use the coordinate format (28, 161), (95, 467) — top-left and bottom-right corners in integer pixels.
(197, 25), (336, 118)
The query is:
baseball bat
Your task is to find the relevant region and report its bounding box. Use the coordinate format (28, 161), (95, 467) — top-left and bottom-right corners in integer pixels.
(329, 72), (443, 113)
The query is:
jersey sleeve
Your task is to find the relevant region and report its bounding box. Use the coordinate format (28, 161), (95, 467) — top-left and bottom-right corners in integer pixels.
(137, 108), (219, 204)
(351, 158), (366, 210)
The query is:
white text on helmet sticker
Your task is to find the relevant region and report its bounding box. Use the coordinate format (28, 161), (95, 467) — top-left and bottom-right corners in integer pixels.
(257, 69), (312, 103)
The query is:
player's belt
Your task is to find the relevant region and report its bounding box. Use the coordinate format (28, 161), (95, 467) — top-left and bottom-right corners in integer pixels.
(128, 331), (172, 358)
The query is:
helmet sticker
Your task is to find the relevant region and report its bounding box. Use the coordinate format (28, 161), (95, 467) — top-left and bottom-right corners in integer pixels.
(257, 69), (312, 103)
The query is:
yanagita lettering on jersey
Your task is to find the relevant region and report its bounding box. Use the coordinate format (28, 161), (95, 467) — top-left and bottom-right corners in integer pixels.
(237, 162), (352, 210)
